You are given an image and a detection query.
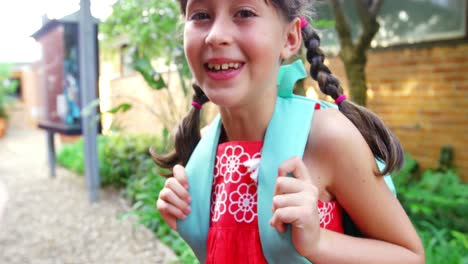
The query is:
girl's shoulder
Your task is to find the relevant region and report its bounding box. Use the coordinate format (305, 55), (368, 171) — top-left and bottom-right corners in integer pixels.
(309, 107), (360, 148)
(308, 107), (377, 178)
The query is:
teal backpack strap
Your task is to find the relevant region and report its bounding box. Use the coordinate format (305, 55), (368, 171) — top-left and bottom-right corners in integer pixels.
(278, 59), (307, 98)
(257, 59), (313, 263)
(377, 159), (397, 196)
(177, 115), (222, 263)
(257, 96), (315, 264)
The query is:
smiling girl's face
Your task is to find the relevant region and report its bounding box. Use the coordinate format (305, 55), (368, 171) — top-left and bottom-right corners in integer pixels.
(183, 0), (297, 109)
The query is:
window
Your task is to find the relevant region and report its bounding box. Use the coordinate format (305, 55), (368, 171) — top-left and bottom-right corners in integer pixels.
(315, 0), (467, 51)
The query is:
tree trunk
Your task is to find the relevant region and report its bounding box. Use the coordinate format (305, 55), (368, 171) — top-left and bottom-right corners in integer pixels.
(330, 0), (383, 106)
(342, 54), (368, 106)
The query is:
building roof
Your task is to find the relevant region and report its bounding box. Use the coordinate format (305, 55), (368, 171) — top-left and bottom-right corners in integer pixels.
(31, 11), (99, 40)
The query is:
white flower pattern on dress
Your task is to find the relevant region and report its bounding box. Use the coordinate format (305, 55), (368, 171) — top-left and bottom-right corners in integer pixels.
(211, 183), (227, 222)
(213, 155), (221, 180)
(228, 183), (257, 223)
(318, 202), (335, 228)
(218, 145), (251, 183)
(213, 143), (340, 230)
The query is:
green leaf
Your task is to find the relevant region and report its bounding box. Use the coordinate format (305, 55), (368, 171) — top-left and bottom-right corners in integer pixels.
(107, 103), (133, 114)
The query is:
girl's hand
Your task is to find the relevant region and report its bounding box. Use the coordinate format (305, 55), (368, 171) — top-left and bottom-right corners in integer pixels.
(156, 164), (192, 230)
(270, 156), (321, 258)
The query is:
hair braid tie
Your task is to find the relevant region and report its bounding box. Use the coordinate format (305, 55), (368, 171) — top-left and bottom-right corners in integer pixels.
(192, 84), (209, 106)
(300, 16), (308, 29)
(191, 101), (203, 110)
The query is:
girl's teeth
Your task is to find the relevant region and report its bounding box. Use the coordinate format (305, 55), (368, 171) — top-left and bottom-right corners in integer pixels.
(207, 63), (242, 71)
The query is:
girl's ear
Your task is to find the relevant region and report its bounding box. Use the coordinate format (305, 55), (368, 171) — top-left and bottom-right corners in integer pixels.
(280, 18), (302, 60)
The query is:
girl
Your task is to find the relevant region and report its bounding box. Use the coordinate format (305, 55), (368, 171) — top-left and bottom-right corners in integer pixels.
(153, 0), (425, 263)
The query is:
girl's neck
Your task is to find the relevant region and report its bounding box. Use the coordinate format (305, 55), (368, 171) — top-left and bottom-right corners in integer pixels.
(219, 94), (276, 142)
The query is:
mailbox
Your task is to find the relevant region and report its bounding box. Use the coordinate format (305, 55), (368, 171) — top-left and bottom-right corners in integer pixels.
(32, 13), (99, 135)
(32, 13), (100, 177)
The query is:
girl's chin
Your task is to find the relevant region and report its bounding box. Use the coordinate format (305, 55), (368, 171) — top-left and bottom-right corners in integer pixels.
(204, 93), (242, 108)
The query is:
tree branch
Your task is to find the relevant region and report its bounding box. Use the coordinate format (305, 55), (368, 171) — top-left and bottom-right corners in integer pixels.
(329, 0), (354, 49)
(354, 0), (383, 21)
(368, 0), (384, 17)
(354, 0), (383, 52)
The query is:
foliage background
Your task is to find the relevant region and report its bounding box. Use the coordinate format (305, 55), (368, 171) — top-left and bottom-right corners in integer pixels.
(0, 64), (19, 118)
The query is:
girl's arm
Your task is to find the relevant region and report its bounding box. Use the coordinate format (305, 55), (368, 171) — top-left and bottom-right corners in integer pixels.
(306, 108), (424, 264)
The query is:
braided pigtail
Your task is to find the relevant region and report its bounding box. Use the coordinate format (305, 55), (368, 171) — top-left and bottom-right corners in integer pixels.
(150, 84), (209, 177)
(301, 25), (403, 175)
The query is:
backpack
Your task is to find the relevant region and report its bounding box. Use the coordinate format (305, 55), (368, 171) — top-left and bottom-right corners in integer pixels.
(177, 60), (396, 263)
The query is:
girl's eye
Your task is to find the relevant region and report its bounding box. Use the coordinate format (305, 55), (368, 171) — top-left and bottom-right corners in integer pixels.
(235, 9), (256, 18)
(190, 12), (210, 21)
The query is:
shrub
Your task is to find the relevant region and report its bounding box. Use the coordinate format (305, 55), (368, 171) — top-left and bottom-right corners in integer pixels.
(393, 154), (468, 264)
(57, 134), (197, 263)
(57, 134), (162, 187)
(122, 162), (197, 263)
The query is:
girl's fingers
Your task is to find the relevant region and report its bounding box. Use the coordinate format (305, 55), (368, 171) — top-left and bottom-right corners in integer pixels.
(273, 175), (318, 210)
(156, 199), (186, 230)
(271, 157), (320, 233)
(165, 177), (191, 204)
(277, 156), (313, 183)
(270, 206), (302, 233)
(273, 176), (304, 195)
(272, 192), (312, 211)
(173, 164), (190, 190)
(158, 188), (191, 215)
(155, 165), (192, 231)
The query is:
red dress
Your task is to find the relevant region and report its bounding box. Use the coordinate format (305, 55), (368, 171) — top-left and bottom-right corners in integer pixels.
(206, 141), (344, 264)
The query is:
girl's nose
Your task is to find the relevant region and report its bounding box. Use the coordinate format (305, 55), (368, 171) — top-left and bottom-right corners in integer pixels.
(205, 18), (232, 47)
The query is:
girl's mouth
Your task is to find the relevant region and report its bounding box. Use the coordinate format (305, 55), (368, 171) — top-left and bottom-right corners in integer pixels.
(205, 62), (243, 72)
(204, 62), (245, 81)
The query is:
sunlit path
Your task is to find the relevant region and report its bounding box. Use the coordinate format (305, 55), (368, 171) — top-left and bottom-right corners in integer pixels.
(0, 104), (176, 264)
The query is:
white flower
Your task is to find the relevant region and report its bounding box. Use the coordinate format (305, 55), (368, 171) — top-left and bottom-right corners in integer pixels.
(213, 155), (221, 181)
(318, 202), (335, 228)
(211, 183), (227, 222)
(228, 183), (257, 223)
(218, 145), (251, 183)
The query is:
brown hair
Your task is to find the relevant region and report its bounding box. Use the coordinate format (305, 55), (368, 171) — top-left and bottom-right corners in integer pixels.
(152, 0), (403, 176)
(150, 84), (209, 175)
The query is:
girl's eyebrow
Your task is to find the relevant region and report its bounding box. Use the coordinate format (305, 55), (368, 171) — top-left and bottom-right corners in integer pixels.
(186, 0), (206, 10)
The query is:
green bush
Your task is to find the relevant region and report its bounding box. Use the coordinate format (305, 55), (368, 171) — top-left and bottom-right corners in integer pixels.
(122, 162), (197, 263)
(57, 134), (162, 187)
(57, 134), (197, 263)
(393, 154), (468, 264)
(0, 64), (19, 118)
(57, 139), (86, 175)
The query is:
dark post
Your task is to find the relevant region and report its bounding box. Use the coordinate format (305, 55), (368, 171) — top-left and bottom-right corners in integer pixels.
(46, 131), (56, 177)
(79, 0), (100, 202)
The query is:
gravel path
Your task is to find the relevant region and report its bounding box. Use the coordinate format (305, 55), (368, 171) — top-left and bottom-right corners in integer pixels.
(0, 106), (177, 264)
